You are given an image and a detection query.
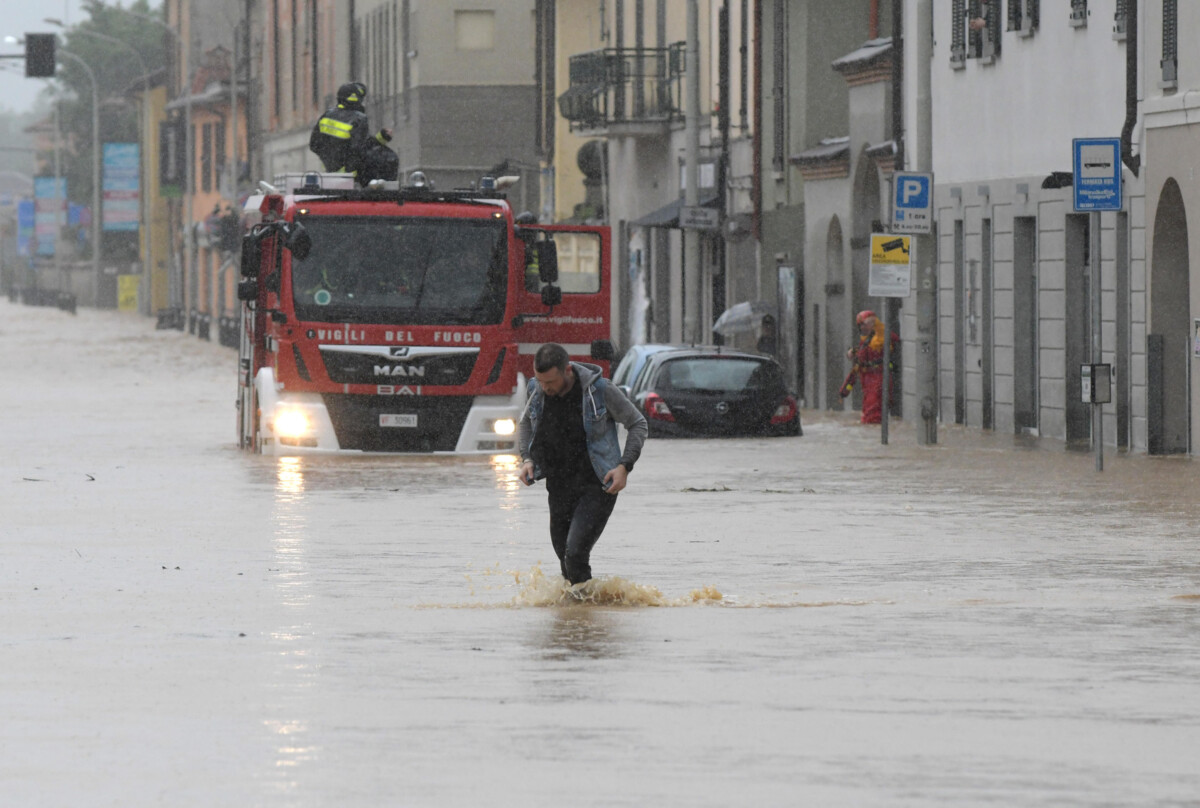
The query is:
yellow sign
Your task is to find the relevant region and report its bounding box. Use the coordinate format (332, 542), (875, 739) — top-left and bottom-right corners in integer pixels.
(118, 274), (140, 311)
(870, 234), (912, 266)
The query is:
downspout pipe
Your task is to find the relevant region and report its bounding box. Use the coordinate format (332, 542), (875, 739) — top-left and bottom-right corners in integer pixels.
(891, 0), (903, 171)
(752, 0), (762, 242)
(1121, 0), (1140, 176)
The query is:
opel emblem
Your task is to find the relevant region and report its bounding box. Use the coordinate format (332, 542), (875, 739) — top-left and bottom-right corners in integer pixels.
(716, 401), (729, 414)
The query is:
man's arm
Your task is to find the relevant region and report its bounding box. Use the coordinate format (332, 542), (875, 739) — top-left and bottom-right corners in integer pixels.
(604, 381), (647, 472)
(517, 379), (538, 484)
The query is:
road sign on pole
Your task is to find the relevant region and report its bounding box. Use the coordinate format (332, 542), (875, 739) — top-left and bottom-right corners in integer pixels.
(1072, 137), (1122, 212)
(892, 171), (933, 234)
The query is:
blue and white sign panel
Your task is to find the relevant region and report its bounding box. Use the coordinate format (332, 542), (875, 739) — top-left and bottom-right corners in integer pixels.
(892, 172), (933, 234)
(1072, 137), (1122, 211)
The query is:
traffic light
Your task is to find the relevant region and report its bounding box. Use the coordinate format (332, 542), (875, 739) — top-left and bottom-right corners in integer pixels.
(25, 33), (56, 78)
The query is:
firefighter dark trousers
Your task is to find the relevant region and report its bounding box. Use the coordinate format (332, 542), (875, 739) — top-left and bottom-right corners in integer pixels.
(547, 478), (617, 584)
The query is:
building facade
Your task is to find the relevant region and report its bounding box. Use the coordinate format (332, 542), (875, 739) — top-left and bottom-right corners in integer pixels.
(906, 0), (1144, 450)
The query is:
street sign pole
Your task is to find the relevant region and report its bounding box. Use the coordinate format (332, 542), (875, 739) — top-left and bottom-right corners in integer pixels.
(892, 170), (936, 445)
(1092, 210), (1103, 471)
(1073, 137), (1122, 472)
(869, 233), (912, 446)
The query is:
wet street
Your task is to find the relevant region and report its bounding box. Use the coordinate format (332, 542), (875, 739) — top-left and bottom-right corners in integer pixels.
(2, 299), (1199, 807)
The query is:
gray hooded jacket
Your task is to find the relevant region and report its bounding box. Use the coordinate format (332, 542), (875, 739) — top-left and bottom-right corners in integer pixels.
(519, 362), (648, 483)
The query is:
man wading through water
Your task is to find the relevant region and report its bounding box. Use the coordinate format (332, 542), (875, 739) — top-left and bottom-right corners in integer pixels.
(519, 343), (647, 594)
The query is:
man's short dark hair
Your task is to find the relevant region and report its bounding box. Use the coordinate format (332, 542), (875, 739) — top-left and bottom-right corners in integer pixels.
(534, 343), (570, 374)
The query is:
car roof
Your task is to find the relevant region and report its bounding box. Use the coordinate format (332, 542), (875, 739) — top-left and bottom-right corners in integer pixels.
(630, 346), (778, 393)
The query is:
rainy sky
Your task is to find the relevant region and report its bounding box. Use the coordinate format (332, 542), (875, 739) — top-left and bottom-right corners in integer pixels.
(0, 0), (92, 114)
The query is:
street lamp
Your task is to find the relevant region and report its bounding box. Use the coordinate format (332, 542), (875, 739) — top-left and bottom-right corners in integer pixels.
(47, 18), (155, 314)
(56, 48), (101, 298)
(122, 8), (189, 314)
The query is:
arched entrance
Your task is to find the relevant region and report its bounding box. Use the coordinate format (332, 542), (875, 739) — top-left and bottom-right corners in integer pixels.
(851, 152), (882, 322)
(825, 216), (846, 408)
(1149, 178), (1191, 454)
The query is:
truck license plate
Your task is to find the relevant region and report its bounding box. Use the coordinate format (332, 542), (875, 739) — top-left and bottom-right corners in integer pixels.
(380, 413), (418, 428)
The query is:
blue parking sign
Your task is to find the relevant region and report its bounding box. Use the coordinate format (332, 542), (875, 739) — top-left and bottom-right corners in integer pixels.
(892, 172), (933, 234)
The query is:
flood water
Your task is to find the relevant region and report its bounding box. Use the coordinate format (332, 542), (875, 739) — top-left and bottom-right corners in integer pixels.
(2, 300), (1199, 806)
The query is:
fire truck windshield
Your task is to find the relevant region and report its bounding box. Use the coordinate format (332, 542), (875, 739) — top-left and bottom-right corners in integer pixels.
(290, 216), (508, 325)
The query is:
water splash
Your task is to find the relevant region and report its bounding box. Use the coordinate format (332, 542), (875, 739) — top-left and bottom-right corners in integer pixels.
(432, 563), (725, 608)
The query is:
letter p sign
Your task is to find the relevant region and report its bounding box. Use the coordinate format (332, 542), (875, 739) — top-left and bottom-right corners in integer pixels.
(891, 171), (933, 234)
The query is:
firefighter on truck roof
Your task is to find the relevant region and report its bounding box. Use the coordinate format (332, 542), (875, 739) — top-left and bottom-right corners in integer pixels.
(309, 82), (398, 186)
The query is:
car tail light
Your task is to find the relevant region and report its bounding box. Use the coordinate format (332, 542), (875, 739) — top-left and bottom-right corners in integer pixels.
(644, 392), (675, 422)
(770, 394), (798, 425)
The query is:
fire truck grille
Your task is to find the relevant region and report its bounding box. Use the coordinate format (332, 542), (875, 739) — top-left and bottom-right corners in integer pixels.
(322, 394), (474, 452)
(321, 350), (478, 386)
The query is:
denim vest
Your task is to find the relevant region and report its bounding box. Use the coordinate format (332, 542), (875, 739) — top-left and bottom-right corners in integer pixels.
(525, 373), (622, 483)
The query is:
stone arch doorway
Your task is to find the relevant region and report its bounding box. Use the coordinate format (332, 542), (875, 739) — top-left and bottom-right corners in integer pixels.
(851, 151), (882, 322)
(825, 216), (846, 409)
(1149, 178), (1191, 454)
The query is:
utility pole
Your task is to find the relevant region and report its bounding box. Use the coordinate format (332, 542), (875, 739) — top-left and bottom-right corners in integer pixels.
(59, 49), (100, 301)
(914, 0), (937, 445)
(683, 0), (701, 343)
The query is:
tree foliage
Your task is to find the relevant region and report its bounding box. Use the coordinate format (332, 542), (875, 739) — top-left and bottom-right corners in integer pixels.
(40, 0), (168, 207)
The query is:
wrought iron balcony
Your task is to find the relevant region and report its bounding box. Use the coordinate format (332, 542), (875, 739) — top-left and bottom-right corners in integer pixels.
(558, 44), (686, 133)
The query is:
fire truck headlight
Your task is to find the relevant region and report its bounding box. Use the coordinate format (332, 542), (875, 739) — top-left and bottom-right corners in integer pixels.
(491, 418), (516, 436)
(273, 407), (312, 439)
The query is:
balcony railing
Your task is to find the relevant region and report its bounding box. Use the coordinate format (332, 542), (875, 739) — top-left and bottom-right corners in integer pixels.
(558, 44), (686, 131)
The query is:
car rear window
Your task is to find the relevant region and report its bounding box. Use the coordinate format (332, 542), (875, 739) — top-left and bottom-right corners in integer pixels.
(659, 357), (779, 392)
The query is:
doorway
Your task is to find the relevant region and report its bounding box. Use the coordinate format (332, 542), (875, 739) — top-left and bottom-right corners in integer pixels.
(1012, 217), (1038, 433)
(1149, 178), (1191, 454)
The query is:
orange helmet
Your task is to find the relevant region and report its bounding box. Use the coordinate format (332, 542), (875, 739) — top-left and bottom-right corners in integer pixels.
(856, 310), (876, 324)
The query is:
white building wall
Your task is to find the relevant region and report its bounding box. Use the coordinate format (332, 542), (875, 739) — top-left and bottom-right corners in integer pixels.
(931, 1), (1128, 184)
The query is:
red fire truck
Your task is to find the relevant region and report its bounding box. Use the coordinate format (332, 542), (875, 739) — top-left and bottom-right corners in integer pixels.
(236, 172), (613, 454)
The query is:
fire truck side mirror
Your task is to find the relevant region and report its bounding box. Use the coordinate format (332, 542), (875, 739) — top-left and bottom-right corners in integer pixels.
(240, 234), (261, 277)
(237, 279), (258, 301)
(534, 240), (558, 284)
(541, 285), (562, 307)
(284, 222), (312, 260)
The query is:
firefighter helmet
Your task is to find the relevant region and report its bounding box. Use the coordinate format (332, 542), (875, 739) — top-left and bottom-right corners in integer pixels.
(337, 82), (367, 109)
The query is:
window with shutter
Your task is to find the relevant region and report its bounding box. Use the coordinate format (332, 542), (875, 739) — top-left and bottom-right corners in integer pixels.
(966, 0), (999, 62)
(1162, 0), (1178, 87)
(951, 0), (967, 68)
(986, 1), (1001, 59)
(1069, 0), (1087, 28)
(1008, 0), (1039, 37)
(1113, 0), (1127, 40)
(968, 0), (983, 58)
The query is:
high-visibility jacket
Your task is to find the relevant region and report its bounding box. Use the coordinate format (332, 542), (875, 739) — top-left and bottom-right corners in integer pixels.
(309, 105), (370, 173)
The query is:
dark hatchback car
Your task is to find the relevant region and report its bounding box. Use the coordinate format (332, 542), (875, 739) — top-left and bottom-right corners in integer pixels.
(624, 348), (801, 438)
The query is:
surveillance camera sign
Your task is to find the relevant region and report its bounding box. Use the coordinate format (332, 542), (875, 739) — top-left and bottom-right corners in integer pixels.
(869, 234), (912, 298)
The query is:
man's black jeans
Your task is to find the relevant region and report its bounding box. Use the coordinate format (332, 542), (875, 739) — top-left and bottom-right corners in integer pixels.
(546, 477), (617, 584)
